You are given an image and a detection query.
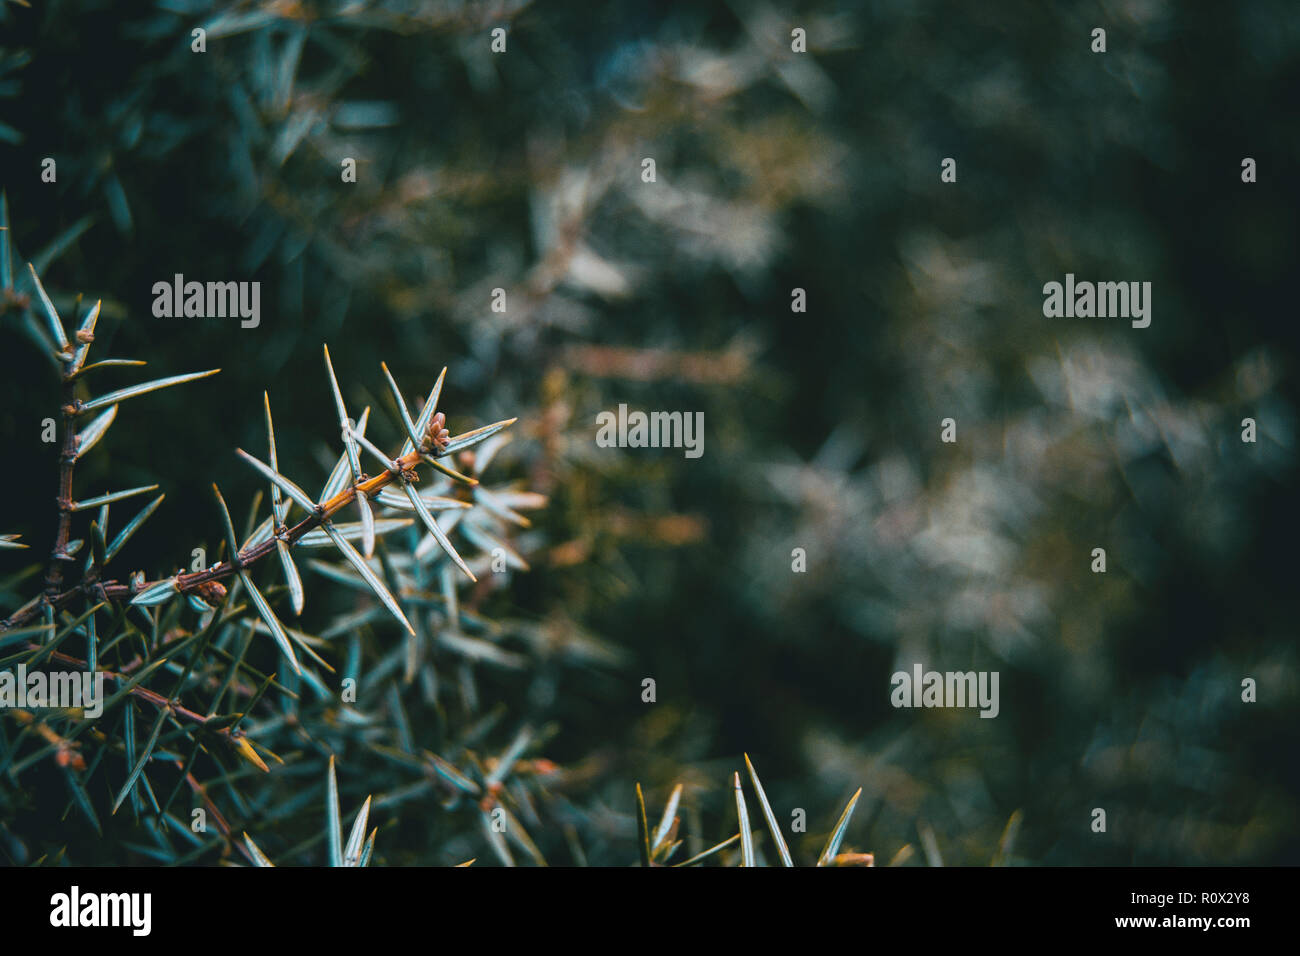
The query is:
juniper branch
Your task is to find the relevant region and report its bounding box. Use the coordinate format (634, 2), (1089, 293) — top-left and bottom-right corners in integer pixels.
(44, 340), (84, 597)
(2, 444), (468, 631)
(12, 641), (247, 746)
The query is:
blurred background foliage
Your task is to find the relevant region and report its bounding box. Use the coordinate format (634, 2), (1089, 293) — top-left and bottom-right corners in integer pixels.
(1, 0), (1297, 864)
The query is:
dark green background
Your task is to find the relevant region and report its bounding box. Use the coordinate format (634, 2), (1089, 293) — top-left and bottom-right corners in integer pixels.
(1, 0), (1297, 864)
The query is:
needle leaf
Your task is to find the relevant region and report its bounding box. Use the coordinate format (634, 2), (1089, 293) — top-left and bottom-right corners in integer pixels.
(326, 756), (343, 867)
(734, 771), (755, 867)
(816, 788), (862, 867)
(320, 521), (415, 634)
(236, 448), (317, 514)
(402, 482), (475, 582)
(81, 368), (220, 413)
(744, 753), (793, 867)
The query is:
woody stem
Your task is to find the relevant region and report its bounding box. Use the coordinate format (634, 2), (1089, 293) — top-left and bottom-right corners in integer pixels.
(44, 361), (79, 599)
(4, 449), (427, 631)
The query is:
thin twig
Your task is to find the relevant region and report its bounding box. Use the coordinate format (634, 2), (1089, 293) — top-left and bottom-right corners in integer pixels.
(15, 643), (242, 742)
(44, 354), (81, 596)
(3, 448), (435, 631)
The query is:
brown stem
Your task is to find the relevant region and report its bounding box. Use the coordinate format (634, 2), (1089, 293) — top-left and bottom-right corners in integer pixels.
(2, 448), (429, 632)
(44, 371), (80, 597)
(17, 643), (240, 740)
